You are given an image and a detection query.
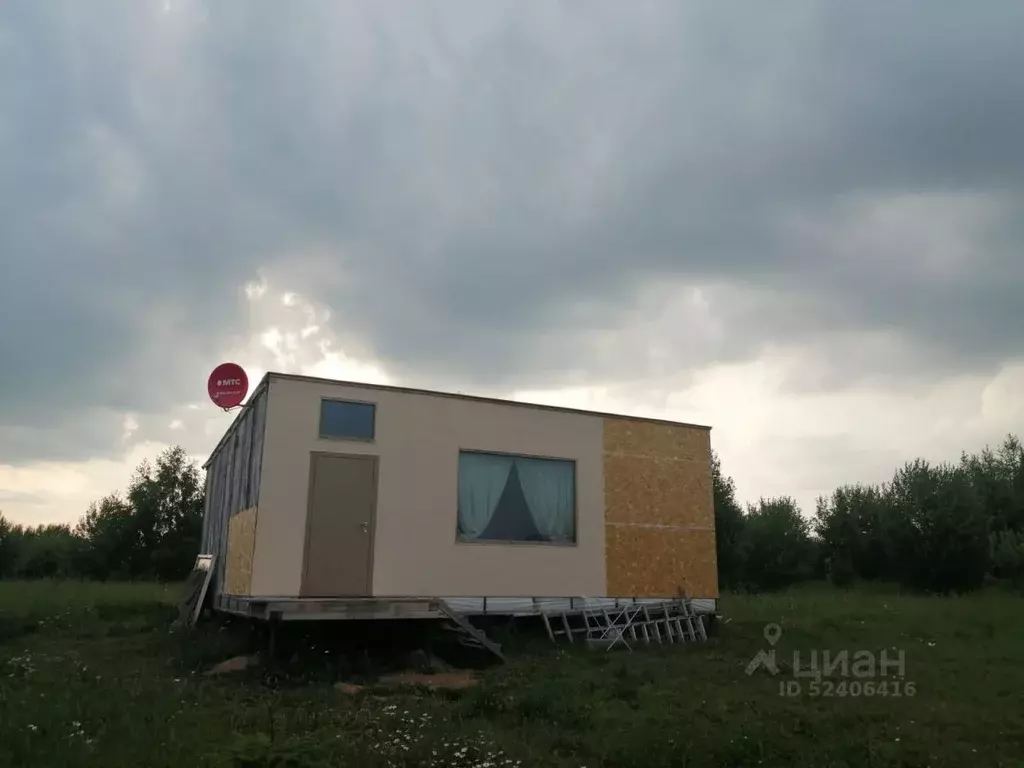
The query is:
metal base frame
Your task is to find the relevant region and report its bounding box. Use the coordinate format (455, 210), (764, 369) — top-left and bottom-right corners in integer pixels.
(213, 594), (717, 623)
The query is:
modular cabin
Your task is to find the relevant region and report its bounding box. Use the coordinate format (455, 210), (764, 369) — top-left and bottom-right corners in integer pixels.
(200, 372), (719, 622)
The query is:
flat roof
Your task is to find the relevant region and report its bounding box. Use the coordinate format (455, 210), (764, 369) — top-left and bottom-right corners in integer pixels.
(204, 371), (711, 468)
(266, 371), (712, 431)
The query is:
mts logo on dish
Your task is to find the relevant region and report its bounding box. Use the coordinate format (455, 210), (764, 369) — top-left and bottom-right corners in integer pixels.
(217, 379), (242, 387)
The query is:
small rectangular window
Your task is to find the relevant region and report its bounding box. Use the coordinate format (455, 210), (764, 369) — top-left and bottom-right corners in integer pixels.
(457, 450), (576, 544)
(319, 399), (375, 441)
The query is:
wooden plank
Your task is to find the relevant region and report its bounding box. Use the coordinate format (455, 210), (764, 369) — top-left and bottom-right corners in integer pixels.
(177, 554), (215, 626)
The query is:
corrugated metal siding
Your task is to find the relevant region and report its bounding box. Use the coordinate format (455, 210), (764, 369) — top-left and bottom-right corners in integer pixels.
(200, 389), (268, 597)
(199, 469), (213, 555)
(248, 393), (267, 506)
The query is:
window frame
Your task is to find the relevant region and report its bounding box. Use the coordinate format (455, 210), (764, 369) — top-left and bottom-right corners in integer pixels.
(454, 448), (579, 547)
(317, 397), (377, 443)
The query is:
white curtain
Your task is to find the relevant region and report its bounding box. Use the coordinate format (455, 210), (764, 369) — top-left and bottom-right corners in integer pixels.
(457, 452), (514, 540)
(516, 457), (576, 542)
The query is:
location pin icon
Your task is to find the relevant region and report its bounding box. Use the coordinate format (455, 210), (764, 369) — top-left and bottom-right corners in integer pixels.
(764, 623), (782, 646)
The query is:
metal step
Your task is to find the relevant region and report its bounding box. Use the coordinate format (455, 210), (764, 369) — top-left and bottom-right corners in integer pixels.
(436, 601), (505, 662)
(542, 598), (708, 651)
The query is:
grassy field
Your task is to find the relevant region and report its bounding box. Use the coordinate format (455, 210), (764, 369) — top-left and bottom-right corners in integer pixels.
(0, 581), (1022, 767)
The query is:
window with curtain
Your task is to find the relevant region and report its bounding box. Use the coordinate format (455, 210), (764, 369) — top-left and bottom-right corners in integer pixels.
(457, 450), (576, 544)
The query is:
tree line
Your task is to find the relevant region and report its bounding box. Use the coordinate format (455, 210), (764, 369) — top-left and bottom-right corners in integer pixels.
(0, 446), (204, 582)
(3, 435), (1024, 593)
(714, 434), (1024, 593)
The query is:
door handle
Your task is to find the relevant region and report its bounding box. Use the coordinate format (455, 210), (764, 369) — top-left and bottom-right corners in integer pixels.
(360, 522), (368, 533)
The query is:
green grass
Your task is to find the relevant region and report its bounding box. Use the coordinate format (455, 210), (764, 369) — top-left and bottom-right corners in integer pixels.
(0, 581), (1022, 767)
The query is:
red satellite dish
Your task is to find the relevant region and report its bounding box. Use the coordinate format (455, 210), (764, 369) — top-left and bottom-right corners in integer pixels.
(207, 363), (249, 410)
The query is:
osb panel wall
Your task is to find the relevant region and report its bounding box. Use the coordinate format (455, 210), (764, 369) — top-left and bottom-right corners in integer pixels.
(603, 419), (718, 598)
(224, 507), (257, 596)
(603, 454), (712, 527)
(603, 418), (710, 462)
(605, 527), (718, 598)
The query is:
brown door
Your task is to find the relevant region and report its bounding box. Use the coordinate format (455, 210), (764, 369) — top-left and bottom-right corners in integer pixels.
(301, 453), (377, 597)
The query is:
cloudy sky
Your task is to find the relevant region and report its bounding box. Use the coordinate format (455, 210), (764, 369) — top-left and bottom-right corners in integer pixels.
(3, 1), (1024, 527)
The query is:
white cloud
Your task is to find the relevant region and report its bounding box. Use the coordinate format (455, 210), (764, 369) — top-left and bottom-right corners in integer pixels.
(244, 274), (269, 300)
(121, 414), (139, 443)
(0, 441), (174, 527)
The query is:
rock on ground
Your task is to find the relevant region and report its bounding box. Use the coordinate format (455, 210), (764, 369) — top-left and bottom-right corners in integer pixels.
(205, 655), (259, 675)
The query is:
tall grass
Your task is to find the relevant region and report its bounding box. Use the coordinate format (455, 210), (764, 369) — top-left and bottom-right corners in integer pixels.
(0, 580), (1022, 767)
(0, 580), (179, 617)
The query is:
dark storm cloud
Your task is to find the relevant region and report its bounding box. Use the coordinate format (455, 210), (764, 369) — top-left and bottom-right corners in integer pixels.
(1, 2), (263, 425)
(3, 0), (1024, 463)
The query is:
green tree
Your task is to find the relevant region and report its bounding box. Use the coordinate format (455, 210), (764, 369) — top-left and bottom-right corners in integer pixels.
(961, 435), (1024, 534)
(711, 450), (746, 590)
(75, 494), (139, 580)
(989, 529), (1024, 587)
(885, 460), (989, 593)
(814, 483), (895, 583)
(125, 446), (205, 581)
(74, 445), (205, 581)
(1, 446), (204, 582)
(0, 513), (25, 579)
(15, 524), (87, 579)
(741, 496), (816, 591)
